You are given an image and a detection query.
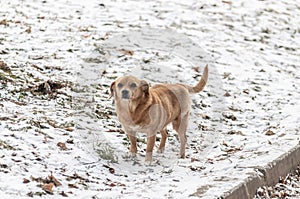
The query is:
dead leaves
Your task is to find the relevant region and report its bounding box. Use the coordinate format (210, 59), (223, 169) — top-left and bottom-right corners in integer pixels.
(42, 183), (54, 194)
(0, 60), (10, 73)
(224, 91), (231, 97)
(227, 130), (245, 136)
(31, 80), (65, 96)
(201, 113), (211, 120)
(119, 49), (134, 56)
(0, 19), (9, 26)
(103, 164), (115, 174)
(57, 142), (69, 151)
(28, 173), (62, 195)
(265, 129), (275, 136)
(255, 165), (300, 198)
(264, 126), (278, 136)
(221, 141), (243, 154)
(25, 26), (32, 34)
(104, 178), (126, 188)
(222, 112), (237, 121)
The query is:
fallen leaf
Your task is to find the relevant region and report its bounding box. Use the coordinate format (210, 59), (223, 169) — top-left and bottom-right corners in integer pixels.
(0, 19), (8, 26)
(201, 113), (210, 120)
(64, 127), (74, 132)
(57, 142), (68, 150)
(223, 72), (231, 79)
(27, 192), (34, 197)
(243, 89), (249, 94)
(109, 167), (115, 174)
(60, 191), (68, 197)
(0, 164), (8, 169)
(227, 130), (245, 136)
(222, 112), (237, 121)
(25, 26), (32, 33)
(0, 61), (10, 72)
(66, 139), (74, 144)
(42, 183), (54, 194)
(265, 129), (275, 136)
(222, 0), (232, 4)
(48, 173), (62, 186)
(23, 178), (30, 183)
(68, 183), (78, 189)
(224, 92), (231, 97)
(119, 49), (134, 56)
(32, 80), (65, 95)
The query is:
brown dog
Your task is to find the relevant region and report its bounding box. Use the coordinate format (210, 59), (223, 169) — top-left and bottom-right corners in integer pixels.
(110, 65), (208, 162)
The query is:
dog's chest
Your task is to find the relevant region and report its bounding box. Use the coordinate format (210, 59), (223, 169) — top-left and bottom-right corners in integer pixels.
(127, 124), (143, 132)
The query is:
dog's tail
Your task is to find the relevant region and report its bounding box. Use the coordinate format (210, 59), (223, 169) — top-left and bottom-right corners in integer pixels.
(186, 64), (208, 94)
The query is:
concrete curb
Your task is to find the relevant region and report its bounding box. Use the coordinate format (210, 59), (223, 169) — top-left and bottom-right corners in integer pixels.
(222, 143), (300, 199)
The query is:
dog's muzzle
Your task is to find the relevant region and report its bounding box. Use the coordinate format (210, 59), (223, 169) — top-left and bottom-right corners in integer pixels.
(121, 90), (129, 99)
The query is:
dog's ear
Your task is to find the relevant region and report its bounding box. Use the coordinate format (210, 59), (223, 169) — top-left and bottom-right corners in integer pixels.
(140, 80), (149, 96)
(109, 81), (115, 98)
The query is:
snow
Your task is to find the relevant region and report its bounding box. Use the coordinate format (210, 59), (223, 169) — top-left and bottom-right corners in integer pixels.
(0, 0), (299, 198)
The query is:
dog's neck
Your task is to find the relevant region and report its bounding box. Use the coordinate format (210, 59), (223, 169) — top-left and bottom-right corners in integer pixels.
(128, 94), (151, 113)
(115, 94), (152, 124)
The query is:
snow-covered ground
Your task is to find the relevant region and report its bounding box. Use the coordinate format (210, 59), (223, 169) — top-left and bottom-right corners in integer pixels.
(0, 0), (299, 198)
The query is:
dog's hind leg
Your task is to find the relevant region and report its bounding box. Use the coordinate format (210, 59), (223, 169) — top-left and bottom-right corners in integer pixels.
(172, 113), (189, 159)
(157, 128), (168, 153)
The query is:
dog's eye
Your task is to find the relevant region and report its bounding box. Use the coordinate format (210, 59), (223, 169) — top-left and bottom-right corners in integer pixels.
(117, 83), (123, 88)
(130, 83), (137, 88)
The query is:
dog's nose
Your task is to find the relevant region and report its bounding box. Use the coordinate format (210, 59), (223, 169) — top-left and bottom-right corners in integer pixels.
(122, 90), (129, 99)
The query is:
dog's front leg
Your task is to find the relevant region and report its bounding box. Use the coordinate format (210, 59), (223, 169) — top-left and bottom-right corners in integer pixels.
(145, 134), (156, 162)
(128, 133), (137, 157)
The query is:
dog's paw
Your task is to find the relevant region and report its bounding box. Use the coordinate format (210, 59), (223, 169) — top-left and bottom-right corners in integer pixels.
(157, 148), (165, 154)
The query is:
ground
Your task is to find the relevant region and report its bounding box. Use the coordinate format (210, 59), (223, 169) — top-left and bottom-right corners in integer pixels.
(0, 0), (299, 198)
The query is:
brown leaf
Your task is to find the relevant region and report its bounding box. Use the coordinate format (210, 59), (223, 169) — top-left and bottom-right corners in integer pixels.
(222, 112), (237, 121)
(0, 61), (10, 72)
(224, 92), (231, 97)
(32, 80), (65, 95)
(23, 178), (30, 183)
(25, 27), (31, 33)
(30, 175), (44, 183)
(68, 183), (78, 189)
(227, 130), (245, 136)
(57, 142), (68, 150)
(0, 19), (8, 26)
(109, 167), (115, 174)
(48, 174), (62, 186)
(119, 49), (134, 56)
(42, 183), (54, 194)
(265, 129), (275, 136)
(64, 127), (74, 132)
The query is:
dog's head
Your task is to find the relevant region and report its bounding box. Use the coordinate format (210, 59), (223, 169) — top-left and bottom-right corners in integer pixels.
(110, 76), (149, 101)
